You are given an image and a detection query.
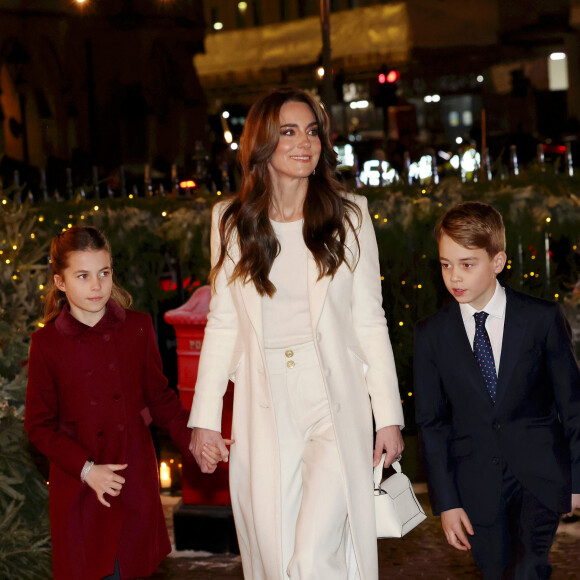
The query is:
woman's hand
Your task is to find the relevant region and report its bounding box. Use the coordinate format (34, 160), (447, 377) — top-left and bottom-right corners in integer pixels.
(373, 425), (404, 467)
(190, 427), (234, 474)
(84, 463), (127, 508)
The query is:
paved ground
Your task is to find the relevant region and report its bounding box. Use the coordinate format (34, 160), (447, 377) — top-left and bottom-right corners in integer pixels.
(148, 494), (580, 579)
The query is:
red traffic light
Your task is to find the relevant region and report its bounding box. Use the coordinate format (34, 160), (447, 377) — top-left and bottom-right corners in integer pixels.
(378, 69), (400, 84)
(386, 70), (400, 83)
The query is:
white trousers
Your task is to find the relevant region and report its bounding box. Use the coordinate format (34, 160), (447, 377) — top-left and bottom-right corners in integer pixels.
(265, 341), (358, 580)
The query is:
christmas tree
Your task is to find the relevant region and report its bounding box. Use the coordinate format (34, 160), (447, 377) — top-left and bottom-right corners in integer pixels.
(0, 194), (52, 578)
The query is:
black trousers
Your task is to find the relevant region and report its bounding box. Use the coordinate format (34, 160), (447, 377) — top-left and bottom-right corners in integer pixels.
(469, 465), (561, 580)
(101, 558), (121, 580)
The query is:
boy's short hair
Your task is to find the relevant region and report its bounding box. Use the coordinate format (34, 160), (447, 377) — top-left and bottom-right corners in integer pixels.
(435, 201), (506, 258)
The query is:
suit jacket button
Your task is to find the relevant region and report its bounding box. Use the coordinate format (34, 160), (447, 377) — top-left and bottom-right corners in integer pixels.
(493, 422), (500, 431)
(492, 457), (500, 465)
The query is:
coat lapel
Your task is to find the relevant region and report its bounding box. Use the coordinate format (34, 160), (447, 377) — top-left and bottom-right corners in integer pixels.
(495, 289), (526, 409)
(239, 279), (264, 349)
(307, 254), (331, 334)
(234, 251), (330, 347)
(226, 242), (265, 350)
(443, 302), (495, 406)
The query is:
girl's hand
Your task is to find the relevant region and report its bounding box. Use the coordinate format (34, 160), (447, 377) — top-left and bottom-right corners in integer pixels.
(84, 463), (128, 508)
(190, 428), (234, 474)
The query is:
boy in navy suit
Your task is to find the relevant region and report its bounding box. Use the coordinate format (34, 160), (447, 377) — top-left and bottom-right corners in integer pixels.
(415, 201), (580, 579)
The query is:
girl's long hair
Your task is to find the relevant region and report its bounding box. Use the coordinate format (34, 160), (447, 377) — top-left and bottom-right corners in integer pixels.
(43, 226), (132, 323)
(211, 87), (361, 296)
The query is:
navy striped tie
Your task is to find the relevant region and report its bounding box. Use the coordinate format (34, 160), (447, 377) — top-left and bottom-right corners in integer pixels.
(473, 311), (497, 403)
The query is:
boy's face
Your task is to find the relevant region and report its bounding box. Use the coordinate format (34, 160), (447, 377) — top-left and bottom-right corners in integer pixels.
(438, 233), (506, 311)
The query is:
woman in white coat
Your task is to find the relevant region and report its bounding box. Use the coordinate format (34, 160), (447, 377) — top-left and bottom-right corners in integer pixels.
(189, 87), (404, 580)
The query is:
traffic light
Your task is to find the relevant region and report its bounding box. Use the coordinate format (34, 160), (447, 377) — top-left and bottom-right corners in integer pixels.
(373, 66), (400, 108)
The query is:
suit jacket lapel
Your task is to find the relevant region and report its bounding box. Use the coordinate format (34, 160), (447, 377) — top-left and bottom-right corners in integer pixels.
(444, 302), (495, 406)
(495, 289), (526, 409)
(307, 254), (331, 334)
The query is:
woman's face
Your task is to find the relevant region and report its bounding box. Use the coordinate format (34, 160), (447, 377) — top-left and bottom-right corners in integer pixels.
(267, 100), (322, 183)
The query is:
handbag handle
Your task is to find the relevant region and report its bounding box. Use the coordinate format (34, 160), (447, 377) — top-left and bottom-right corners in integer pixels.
(373, 453), (402, 489)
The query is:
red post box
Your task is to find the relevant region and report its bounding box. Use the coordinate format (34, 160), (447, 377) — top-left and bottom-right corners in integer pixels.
(164, 285), (234, 506)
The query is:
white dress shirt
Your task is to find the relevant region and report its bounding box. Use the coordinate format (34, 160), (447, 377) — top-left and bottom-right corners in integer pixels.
(459, 280), (506, 375)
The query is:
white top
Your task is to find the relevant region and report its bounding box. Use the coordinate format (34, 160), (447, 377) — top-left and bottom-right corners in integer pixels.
(459, 280), (507, 374)
(262, 219), (313, 348)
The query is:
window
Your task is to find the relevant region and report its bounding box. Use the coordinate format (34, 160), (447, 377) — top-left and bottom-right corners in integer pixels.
(236, 1), (248, 28)
(252, 0), (263, 26)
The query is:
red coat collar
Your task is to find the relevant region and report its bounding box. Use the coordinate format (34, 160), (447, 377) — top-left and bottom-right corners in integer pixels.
(54, 299), (126, 337)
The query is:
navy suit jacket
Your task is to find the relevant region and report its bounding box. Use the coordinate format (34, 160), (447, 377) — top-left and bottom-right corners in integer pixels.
(414, 285), (580, 526)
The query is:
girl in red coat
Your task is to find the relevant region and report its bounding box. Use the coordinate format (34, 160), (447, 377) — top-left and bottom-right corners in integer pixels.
(25, 226), (193, 580)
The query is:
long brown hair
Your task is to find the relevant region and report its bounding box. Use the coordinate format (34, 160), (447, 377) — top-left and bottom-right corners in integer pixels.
(212, 87), (361, 296)
(43, 226), (132, 323)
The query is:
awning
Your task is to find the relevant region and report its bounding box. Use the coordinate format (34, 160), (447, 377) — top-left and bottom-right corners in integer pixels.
(195, 3), (411, 85)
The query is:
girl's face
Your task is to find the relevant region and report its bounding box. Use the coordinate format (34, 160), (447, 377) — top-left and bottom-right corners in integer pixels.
(54, 249), (113, 327)
(267, 101), (321, 184)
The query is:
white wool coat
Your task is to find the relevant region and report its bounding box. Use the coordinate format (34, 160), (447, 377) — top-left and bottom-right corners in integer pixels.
(189, 193), (404, 580)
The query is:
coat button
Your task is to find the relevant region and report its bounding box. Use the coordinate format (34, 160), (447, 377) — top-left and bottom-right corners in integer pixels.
(97, 430), (104, 437)
(285, 350), (294, 358)
(117, 424), (125, 432)
(286, 360), (295, 369)
(492, 457), (500, 465)
(113, 394), (121, 401)
(493, 422), (500, 431)
(103, 334), (111, 342)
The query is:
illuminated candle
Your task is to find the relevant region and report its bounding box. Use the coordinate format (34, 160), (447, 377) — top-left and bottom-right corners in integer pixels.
(160, 461), (171, 489)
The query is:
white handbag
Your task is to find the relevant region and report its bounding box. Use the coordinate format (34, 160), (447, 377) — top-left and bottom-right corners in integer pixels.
(374, 454), (427, 538)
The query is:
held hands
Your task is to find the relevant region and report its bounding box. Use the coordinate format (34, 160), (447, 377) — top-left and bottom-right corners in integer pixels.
(84, 463), (127, 508)
(190, 427), (234, 474)
(441, 507), (474, 551)
(373, 425), (404, 468)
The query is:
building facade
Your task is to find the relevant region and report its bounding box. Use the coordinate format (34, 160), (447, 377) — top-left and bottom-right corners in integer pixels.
(0, 0), (206, 191)
(199, 0), (580, 165)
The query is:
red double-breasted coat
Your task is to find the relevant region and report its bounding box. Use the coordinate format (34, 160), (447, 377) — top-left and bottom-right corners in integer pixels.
(25, 301), (192, 580)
